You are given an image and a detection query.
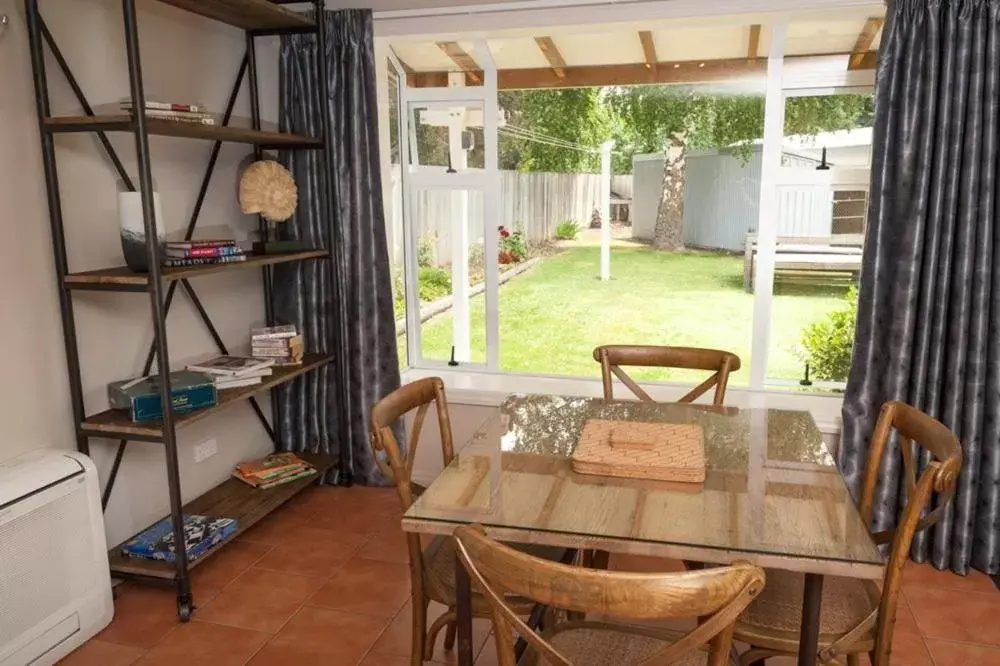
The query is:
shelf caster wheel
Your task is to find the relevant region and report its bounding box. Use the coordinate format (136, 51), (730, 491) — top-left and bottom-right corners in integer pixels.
(178, 600), (193, 622)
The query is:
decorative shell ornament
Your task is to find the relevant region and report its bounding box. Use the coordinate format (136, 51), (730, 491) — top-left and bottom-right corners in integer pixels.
(239, 160), (298, 222)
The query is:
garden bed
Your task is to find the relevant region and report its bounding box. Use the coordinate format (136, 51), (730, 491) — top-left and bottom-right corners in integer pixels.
(394, 257), (541, 336)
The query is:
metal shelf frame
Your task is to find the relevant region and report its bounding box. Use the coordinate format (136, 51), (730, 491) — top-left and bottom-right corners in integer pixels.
(23, 0), (332, 621)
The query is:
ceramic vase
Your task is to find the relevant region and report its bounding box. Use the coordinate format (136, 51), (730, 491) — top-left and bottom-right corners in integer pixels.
(118, 190), (165, 272)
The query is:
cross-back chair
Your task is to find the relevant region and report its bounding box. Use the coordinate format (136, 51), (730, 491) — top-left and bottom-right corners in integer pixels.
(735, 400), (963, 666)
(371, 378), (568, 664)
(455, 524), (765, 666)
(593, 345), (741, 405)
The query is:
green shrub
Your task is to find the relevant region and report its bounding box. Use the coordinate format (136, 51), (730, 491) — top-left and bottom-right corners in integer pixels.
(417, 235), (436, 268)
(554, 219), (581, 240)
(799, 286), (859, 381)
(418, 266), (452, 302)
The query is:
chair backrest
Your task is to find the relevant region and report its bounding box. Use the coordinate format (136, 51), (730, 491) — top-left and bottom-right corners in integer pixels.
(370, 377), (454, 512)
(454, 524), (764, 666)
(845, 401), (963, 666)
(593, 345), (741, 405)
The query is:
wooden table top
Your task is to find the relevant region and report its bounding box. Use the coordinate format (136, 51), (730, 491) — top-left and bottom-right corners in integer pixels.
(402, 395), (884, 580)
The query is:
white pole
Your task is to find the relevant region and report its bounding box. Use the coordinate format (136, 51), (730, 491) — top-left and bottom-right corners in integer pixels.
(447, 73), (471, 362)
(749, 24), (787, 388)
(600, 140), (615, 281)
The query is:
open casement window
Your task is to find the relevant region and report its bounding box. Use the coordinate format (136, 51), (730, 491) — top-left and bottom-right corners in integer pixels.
(395, 41), (501, 370)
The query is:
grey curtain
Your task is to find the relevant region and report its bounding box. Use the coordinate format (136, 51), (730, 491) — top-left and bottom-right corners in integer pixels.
(274, 9), (400, 485)
(841, 0), (1000, 575)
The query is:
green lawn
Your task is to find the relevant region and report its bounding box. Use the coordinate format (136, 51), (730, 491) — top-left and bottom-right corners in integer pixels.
(401, 247), (849, 386)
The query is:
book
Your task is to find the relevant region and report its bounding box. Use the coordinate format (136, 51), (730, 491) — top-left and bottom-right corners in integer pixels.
(187, 355), (274, 377)
(163, 255), (248, 268)
(121, 514), (237, 563)
(166, 245), (242, 259)
(167, 239), (237, 249)
(215, 375), (263, 390)
(250, 324), (298, 340)
(251, 346), (300, 358)
(234, 466), (317, 489)
(235, 452), (310, 481)
(120, 99), (208, 113)
(250, 338), (291, 350)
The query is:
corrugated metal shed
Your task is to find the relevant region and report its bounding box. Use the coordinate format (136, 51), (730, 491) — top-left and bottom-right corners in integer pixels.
(632, 147), (834, 252)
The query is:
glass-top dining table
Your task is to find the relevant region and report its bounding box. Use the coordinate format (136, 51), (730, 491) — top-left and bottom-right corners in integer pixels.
(401, 394), (885, 666)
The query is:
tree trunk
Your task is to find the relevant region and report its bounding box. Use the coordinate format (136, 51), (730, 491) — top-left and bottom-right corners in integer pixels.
(652, 132), (687, 251)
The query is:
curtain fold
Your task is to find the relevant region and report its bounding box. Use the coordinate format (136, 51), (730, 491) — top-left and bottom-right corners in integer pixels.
(274, 9), (400, 485)
(841, 0), (1000, 575)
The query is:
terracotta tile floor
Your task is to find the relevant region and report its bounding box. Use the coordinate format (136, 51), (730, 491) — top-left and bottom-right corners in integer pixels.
(60, 485), (1000, 665)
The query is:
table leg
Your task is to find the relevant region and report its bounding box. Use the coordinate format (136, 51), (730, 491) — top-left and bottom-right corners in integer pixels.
(455, 553), (475, 666)
(798, 573), (824, 666)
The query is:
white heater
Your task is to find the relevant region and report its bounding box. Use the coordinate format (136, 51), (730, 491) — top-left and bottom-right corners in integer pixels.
(0, 450), (113, 665)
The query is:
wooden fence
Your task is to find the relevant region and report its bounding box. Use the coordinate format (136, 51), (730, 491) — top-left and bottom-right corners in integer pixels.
(386, 167), (633, 265)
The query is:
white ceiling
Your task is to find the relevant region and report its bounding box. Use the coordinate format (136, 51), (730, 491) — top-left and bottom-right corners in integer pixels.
(391, 10), (883, 73)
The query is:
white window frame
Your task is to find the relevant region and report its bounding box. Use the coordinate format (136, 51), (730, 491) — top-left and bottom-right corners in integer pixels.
(392, 40), (502, 371)
(376, 4), (878, 409)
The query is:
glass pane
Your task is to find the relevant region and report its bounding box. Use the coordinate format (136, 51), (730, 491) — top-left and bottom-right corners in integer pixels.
(409, 103), (486, 171)
(410, 188), (487, 365)
(762, 91), (873, 390)
(495, 83), (765, 384)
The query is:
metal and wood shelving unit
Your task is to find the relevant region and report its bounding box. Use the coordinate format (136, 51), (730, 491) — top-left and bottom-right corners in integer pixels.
(25, 0), (332, 621)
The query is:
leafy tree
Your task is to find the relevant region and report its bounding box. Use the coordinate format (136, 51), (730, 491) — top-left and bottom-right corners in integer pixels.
(500, 88), (611, 173)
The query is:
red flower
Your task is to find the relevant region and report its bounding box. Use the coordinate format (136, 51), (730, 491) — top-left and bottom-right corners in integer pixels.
(500, 228), (510, 238)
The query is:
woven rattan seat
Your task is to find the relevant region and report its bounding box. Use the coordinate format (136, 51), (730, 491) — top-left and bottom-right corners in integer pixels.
(739, 569), (876, 635)
(538, 622), (708, 666)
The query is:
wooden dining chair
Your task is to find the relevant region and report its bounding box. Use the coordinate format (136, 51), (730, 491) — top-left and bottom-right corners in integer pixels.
(455, 523), (765, 666)
(371, 378), (568, 665)
(734, 401), (964, 666)
(593, 345), (741, 405)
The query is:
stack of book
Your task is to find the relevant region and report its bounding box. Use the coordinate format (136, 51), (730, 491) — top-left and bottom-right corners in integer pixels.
(186, 355), (274, 390)
(233, 452), (317, 490)
(121, 514), (237, 563)
(251, 325), (304, 366)
(164, 239), (248, 269)
(121, 98), (216, 126)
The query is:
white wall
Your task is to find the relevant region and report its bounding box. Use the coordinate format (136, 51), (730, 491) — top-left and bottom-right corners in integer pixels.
(1, 0), (281, 547)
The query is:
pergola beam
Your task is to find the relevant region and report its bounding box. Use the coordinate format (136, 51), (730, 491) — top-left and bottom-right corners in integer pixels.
(748, 25), (761, 60)
(437, 41), (482, 84)
(638, 31), (658, 73)
(848, 17), (883, 70)
(407, 50), (878, 90)
(535, 36), (567, 79)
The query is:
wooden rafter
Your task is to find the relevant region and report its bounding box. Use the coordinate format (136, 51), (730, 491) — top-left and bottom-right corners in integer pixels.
(436, 41), (482, 84)
(748, 25), (761, 60)
(407, 50), (878, 90)
(848, 17), (884, 70)
(534, 37), (567, 79)
(638, 31), (658, 72)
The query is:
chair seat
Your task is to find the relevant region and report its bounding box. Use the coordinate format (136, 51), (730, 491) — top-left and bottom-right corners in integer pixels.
(737, 569), (877, 636)
(527, 621), (706, 666)
(423, 535), (568, 609)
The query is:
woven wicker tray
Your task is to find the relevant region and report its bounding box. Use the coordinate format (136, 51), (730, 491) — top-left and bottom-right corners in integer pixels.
(571, 419), (706, 483)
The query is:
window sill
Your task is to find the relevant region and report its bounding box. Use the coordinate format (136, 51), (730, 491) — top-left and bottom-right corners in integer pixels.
(400, 367), (845, 435)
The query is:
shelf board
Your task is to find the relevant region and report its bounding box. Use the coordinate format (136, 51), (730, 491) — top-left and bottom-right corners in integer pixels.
(64, 250), (328, 291)
(154, 0), (314, 31)
(81, 354), (333, 440)
(108, 451), (335, 580)
(44, 115), (320, 149)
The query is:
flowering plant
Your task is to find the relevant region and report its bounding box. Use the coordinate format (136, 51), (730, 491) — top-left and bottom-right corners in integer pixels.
(497, 225), (525, 264)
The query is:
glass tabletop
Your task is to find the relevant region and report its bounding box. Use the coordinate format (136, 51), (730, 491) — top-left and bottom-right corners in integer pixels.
(404, 395), (884, 575)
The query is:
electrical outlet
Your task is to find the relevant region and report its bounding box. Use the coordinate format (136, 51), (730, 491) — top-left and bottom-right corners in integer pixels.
(193, 438), (217, 463)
